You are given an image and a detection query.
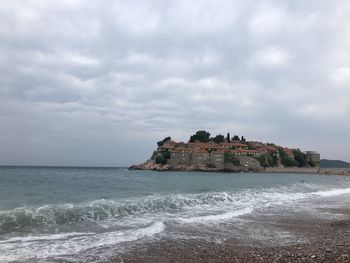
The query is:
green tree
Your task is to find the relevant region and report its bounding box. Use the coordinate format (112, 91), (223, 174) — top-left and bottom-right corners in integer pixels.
(189, 130), (211, 142)
(155, 149), (171, 165)
(213, 134), (225, 143)
(279, 149), (298, 167)
(293, 149), (308, 167)
(155, 154), (166, 164)
(232, 135), (240, 141)
(224, 152), (240, 166)
(157, 136), (171, 147)
(161, 149), (171, 159)
(226, 133), (231, 142)
(258, 155), (269, 167)
(261, 151), (278, 167)
(241, 136), (246, 142)
(247, 143), (256, 150)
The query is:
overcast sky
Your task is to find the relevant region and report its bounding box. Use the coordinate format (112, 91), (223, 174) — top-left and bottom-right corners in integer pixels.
(1, 0), (350, 166)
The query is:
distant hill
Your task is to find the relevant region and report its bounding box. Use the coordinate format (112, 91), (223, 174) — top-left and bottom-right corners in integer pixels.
(320, 159), (350, 168)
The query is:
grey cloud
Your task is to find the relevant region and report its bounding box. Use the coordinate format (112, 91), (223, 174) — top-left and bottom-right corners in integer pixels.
(0, 0), (350, 166)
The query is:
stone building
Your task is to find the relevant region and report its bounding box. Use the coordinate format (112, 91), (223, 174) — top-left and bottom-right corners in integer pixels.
(168, 148), (191, 165)
(209, 150), (225, 169)
(306, 151), (320, 167)
(191, 149), (210, 166)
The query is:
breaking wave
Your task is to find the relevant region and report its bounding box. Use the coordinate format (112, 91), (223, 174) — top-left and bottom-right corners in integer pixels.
(2, 183), (350, 234)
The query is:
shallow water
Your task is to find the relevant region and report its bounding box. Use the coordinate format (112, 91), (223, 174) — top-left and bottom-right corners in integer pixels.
(0, 167), (350, 262)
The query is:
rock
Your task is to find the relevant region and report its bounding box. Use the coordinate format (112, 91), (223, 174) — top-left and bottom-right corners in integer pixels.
(310, 255), (316, 259)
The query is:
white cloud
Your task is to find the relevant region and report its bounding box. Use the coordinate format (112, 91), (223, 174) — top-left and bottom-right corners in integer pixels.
(332, 67), (350, 84)
(249, 3), (285, 36)
(249, 46), (293, 68)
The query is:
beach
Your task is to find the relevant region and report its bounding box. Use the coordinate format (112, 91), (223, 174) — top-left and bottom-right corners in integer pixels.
(117, 208), (350, 263)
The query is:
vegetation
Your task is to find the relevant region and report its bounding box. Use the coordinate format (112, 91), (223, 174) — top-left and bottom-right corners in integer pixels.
(308, 160), (315, 167)
(232, 135), (240, 141)
(224, 152), (240, 166)
(279, 149), (298, 167)
(226, 133), (231, 142)
(189, 130), (211, 142)
(155, 149), (171, 164)
(155, 154), (166, 164)
(293, 149), (308, 167)
(257, 155), (268, 167)
(206, 163), (216, 168)
(247, 143), (256, 150)
(257, 151), (278, 167)
(157, 136), (171, 147)
(213, 134), (225, 143)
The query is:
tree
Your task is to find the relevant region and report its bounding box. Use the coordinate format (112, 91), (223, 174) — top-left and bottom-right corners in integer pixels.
(226, 133), (231, 142)
(241, 136), (246, 142)
(293, 149), (308, 167)
(279, 149), (298, 167)
(162, 149), (171, 159)
(267, 153), (278, 167)
(189, 130), (210, 142)
(259, 151), (278, 167)
(157, 136), (171, 147)
(213, 134), (225, 143)
(258, 155), (269, 167)
(232, 135), (240, 141)
(224, 152), (240, 166)
(155, 154), (166, 164)
(247, 143), (256, 150)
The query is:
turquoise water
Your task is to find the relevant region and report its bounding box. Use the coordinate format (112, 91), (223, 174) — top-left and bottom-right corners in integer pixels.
(1, 167), (350, 262)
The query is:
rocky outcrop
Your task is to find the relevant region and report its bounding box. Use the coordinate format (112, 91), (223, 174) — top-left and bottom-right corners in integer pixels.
(130, 156), (264, 172)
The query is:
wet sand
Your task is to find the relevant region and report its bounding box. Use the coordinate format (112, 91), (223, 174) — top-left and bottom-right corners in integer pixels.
(111, 209), (350, 263)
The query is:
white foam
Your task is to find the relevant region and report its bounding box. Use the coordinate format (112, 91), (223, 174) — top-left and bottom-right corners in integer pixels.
(312, 188), (350, 197)
(178, 207), (253, 224)
(0, 221), (165, 263)
(0, 232), (95, 244)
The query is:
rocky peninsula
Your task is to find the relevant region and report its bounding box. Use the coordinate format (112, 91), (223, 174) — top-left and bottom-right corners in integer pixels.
(130, 130), (321, 173)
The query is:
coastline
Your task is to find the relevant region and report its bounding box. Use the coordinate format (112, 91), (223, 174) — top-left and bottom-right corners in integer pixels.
(111, 208), (350, 263)
(130, 163), (350, 176)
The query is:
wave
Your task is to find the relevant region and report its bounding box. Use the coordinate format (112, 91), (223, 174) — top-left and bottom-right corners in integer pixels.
(1, 184), (350, 234)
(0, 192), (253, 233)
(0, 221), (165, 263)
(178, 207), (254, 224)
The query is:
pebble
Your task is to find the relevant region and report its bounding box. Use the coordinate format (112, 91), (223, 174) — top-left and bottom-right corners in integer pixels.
(341, 254), (349, 260)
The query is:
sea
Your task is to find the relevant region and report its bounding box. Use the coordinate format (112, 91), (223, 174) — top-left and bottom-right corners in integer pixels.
(1, 166), (350, 262)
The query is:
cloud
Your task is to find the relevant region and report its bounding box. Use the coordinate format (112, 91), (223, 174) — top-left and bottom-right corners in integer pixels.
(332, 67), (350, 85)
(1, 0), (350, 165)
(249, 46), (293, 67)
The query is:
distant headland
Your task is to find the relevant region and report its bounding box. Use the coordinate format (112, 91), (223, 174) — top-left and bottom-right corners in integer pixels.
(130, 130), (327, 174)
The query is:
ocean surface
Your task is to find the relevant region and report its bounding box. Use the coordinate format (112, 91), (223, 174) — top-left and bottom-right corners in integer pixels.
(1, 167), (350, 262)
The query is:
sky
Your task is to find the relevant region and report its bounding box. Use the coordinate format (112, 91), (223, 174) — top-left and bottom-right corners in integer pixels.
(0, 0), (350, 166)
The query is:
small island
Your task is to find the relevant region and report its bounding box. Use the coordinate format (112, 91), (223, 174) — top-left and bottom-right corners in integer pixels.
(130, 130), (321, 173)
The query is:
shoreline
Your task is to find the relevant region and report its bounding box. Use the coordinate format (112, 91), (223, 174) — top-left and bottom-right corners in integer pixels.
(130, 165), (350, 176)
(111, 208), (350, 263)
